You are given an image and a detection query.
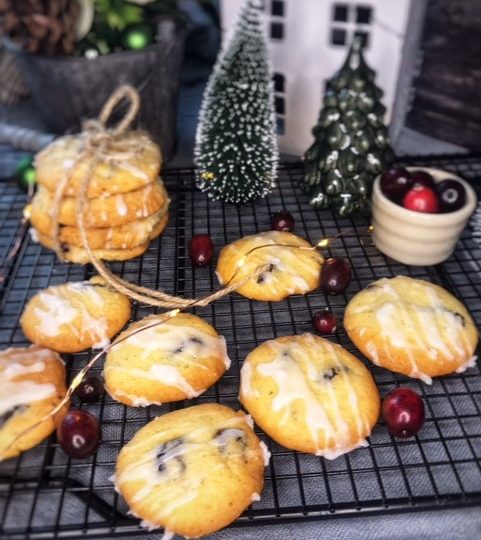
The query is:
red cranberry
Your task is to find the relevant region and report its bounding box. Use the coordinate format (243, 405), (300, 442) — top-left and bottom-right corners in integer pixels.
(437, 179), (466, 213)
(189, 234), (214, 267)
(403, 185), (439, 213)
(74, 376), (104, 403)
(271, 211), (295, 232)
(380, 167), (413, 202)
(57, 410), (101, 459)
(411, 170), (436, 189)
(312, 310), (337, 334)
(321, 258), (352, 295)
(382, 388), (425, 438)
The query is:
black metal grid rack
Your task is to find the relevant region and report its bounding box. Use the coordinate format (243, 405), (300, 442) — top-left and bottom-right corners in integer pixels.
(1, 155), (481, 539)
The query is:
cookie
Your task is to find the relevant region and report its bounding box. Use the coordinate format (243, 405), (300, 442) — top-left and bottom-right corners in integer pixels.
(0, 346), (69, 461)
(30, 180), (169, 229)
(35, 131), (162, 199)
(20, 277), (131, 353)
(104, 313), (231, 406)
(30, 208), (169, 250)
(32, 230), (150, 263)
(240, 333), (380, 458)
(216, 231), (323, 301)
(344, 276), (479, 384)
(114, 403), (267, 537)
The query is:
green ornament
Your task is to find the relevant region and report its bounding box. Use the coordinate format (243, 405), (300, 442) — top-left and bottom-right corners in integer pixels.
(14, 156), (36, 192)
(122, 24), (153, 51)
(302, 37), (394, 216)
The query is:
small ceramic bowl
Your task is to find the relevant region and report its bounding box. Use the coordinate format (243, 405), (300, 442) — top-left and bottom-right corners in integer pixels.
(372, 167), (478, 266)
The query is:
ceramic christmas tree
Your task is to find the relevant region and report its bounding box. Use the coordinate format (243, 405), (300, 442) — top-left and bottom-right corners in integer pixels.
(302, 37), (394, 216)
(194, 0), (278, 204)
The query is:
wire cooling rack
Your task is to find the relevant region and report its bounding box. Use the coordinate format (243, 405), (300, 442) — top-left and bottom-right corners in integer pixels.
(0, 155), (481, 539)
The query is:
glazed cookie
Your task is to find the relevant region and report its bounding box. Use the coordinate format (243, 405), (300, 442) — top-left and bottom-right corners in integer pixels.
(30, 203), (169, 250)
(216, 231), (323, 301)
(114, 403), (267, 538)
(32, 230), (150, 263)
(35, 132), (162, 199)
(104, 313), (230, 406)
(240, 333), (380, 458)
(31, 180), (168, 229)
(344, 276), (479, 384)
(21, 277), (131, 353)
(0, 346), (69, 461)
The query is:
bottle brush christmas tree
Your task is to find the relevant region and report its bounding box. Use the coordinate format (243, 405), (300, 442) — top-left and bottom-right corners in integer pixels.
(302, 37), (394, 216)
(194, 0), (278, 204)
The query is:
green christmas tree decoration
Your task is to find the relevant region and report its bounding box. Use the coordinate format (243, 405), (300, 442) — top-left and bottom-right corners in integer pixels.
(302, 37), (394, 216)
(14, 156), (36, 193)
(194, 0), (278, 204)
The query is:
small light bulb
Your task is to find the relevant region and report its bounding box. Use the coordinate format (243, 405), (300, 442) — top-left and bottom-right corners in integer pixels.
(316, 238), (330, 249)
(368, 225), (374, 234)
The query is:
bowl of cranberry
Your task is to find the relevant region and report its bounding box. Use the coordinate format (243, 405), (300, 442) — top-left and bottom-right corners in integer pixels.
(372, 167), (477, 265)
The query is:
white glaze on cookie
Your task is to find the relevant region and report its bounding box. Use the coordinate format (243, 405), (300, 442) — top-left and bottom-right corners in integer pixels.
(105, 364), (202, 399)
(357, 277), (474, 384)
(0, 347), (58, 417)
(32, 282), (110, 349)
(242, 334), (370, 458)
(115, 194), (128, 216)
(118, 318), (231, 369)
(114, 415), (260, 523)
(105, 316), (230, 401)
(225, 231), (321, 295)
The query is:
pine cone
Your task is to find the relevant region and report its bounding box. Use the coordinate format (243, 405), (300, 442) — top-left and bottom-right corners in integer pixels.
(0, 0), (80, 56)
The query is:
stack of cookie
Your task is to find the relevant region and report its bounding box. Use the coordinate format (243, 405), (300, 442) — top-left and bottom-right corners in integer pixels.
(30, 131), (170, 263)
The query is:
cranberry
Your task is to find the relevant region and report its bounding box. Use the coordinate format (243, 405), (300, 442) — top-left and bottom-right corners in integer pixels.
(271, 211), (295, 232)
(403, 185), (439, 214)
(312, 310), (337, 334)
(437, 179), (466, 213)
(57, 410), (101, 459)
(321, 258), (352, 295)
(382, 388), (425, 438)
(411, 170), (436, 189)
(74, 376), (104, 403)
(189, 234), (214, 267)
(380, 167), (413, 202)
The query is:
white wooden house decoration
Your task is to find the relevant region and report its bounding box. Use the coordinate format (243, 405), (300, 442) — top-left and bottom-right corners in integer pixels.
(220, 0), (427, 156)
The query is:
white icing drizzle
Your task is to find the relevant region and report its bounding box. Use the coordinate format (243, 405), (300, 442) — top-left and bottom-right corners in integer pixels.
(366, 341), (380, 366)
(228, 231), (321, 294)
(115, 415), (262, 524)
(240, 361), (260, 399)
(319, 439), (369, 460)
(115, 195), (128, 216)
(365, 277), (473, 384)
(0, 349), (56, 418)
(29, 227), (39, 243)
(105, 318), (230, 403)
(246, 334), (370, 458)
(33, 293), (77, 336)
(105, 364), (202, 399)
(31, 283), (110, 349)
(455, 355), (478, 373)
(257, 340), (337, 449)
(259, 441), (271, 466)
(117, 160), (150, 181)
(112, 388), (162, 407)
(250, 492), (261, 502)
